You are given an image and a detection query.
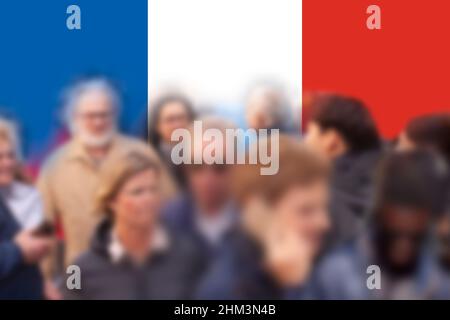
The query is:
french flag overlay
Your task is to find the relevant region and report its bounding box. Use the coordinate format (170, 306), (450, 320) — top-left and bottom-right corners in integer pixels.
(148, 0), (302, 130)
(0, 0), (301, 165)
(0, 0), (147, 161)
(0, 0), (450, 306)
(3, 0), (448, 154)
(304, 0), (450, 138)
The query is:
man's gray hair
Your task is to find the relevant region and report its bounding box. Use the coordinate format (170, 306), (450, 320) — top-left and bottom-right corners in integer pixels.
(245, 80), (292, 130)
(62, 77), (121, 130)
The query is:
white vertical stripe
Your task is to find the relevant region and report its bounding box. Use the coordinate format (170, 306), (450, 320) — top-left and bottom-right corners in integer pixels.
(148, 0), (302, 108)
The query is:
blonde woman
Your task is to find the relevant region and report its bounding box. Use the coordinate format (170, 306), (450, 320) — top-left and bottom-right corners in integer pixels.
(0, 118), (43, 229)
(64, 152), (204, 300)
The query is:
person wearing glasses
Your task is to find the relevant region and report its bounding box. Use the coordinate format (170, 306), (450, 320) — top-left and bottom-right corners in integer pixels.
(37, 77), (176, 299)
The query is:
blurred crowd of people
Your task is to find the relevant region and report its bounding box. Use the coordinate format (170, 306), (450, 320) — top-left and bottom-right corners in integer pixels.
(0, 76), (449, 300)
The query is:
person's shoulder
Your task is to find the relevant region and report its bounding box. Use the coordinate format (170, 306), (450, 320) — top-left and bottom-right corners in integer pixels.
(115, 134), (166, 165)
(39, 143), (73, 174)
(435, 269), (450, 299)
(63, 249), (109, 300)
(116, 134), (143, 145)
(71, 249), (110, 277)
(420, 254), (450, 299)
(168, 230), (202, 261)
(194, 245), (237, 300)
(316, 242), (361, 282)
(305, 242), (364, 299)
(116, 134), (155, 153)
(321, 241), (358, 265)
(161, 194), (192, 226)
(161, 230), (208, 290)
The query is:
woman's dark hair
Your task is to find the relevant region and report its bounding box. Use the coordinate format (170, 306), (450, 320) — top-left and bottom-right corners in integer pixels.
(148, 94), (196, 149)
(405, 113), (450, 165)
(309, 94), (381, 153)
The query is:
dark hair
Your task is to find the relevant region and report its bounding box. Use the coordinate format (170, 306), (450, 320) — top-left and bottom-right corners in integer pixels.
(148, 94), (195, 149)
(405, 113), (450, 165)
(375, 150), (448, 217)
(310, 94), (381, 153)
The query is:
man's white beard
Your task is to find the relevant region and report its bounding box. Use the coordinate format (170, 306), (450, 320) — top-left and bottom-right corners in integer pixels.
(76, 128), (117, 148)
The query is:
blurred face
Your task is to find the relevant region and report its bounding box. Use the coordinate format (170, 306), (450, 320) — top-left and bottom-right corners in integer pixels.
(304, 122), (325, 153)
(157, 102), (191, 144)
(73, 90), (116, 147)
(111, 169), (161, 230)
(304, 122), (345, 160)
(376, 204), (430, 273)
(273, 180), (330, 256)
(0, 139), (16, 186)
(186, 164), (231, 213)
(246, 97), (275, 131)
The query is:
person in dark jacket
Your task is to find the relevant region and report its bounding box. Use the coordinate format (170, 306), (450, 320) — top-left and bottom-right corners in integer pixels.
(0, 197), (50, 299)
(63, 151), (204, 300)
(327, 150), (381, 246)
(64, 218), (204, 300)
(162, 117), (238, 265)
(304, 93), (383, 248)
(311, 150), (450, 299)
(196, 136), (331, 299)
(395, 113), (450, 289)
(162, 193), (237, 261)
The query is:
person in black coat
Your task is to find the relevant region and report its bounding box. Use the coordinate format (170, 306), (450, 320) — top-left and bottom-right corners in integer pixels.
(303, 94), (383, 248)
(0, 197), (50, 299)
(64, 152), (205, 300)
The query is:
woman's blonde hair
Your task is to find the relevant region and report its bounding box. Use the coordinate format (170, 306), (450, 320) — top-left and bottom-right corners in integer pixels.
(96, 151), (161, 218)
(0, 117), (30, 183)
